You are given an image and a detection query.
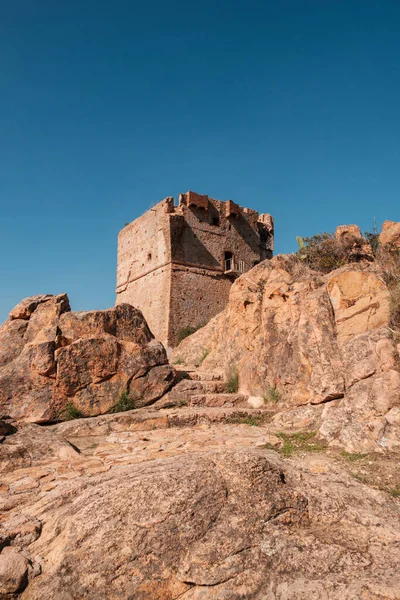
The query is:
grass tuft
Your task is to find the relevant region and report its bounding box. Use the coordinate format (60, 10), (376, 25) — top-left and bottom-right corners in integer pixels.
(226, 366), (239, 393)
(60, 402), (85, 421)
(340, 451), (367, 462)
(388, 485), (400, 498)
(225, 413), (267, 427)
(197, 348), (209, 366)
(276, 431), (326, 456)
(176, 324), (204, 345)
(110, 390), (138, 413)
(263, 384), (281, 404)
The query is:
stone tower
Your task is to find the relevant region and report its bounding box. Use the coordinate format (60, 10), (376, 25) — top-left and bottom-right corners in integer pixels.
(116, 191), (274, 348)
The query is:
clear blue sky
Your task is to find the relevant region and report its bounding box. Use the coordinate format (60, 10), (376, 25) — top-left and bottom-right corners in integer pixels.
(1, 1), (399, 322)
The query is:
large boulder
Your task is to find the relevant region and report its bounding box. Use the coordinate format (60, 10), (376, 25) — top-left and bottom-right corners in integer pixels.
(173, 255), (400, 452)
(6, 446), (399, 600)
(0, 295), (176, 422)
(379, 220), (400, 247)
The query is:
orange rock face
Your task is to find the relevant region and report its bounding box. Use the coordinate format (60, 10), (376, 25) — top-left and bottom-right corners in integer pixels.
(0, 296), (176, 422)
(379, 220), (400, 247)
(173, 255), (400, 452)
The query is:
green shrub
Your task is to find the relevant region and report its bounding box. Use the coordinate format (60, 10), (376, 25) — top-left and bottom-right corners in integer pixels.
(176, 324), (204, 344)
(263, 384), (281, 404)
(110, 390), (138, 413)
(226, 366), (239, 393)
(364, 225), (379, 257)
(60, 402), (85, 421)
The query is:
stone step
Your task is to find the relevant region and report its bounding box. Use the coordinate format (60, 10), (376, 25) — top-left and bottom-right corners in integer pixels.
(152, 380), (227, 409)
(51, 406), (271, 439)
(190, 393), (249, 408)
(189, 371), (223, 382)
(172, 364), (224, 382)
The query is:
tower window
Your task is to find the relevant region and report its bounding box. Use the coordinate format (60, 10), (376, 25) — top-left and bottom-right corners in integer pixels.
(224, 251), (233, 271)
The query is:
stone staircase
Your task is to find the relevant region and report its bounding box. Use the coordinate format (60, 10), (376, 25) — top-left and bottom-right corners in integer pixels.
(50, 364), (277, 444)
(154, 364), (252, 409)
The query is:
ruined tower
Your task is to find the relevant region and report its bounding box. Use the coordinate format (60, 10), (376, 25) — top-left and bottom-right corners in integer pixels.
(116, 191), (274, 348)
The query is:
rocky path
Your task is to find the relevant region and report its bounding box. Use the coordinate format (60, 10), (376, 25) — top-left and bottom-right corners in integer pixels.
(1, 366), (400, 599)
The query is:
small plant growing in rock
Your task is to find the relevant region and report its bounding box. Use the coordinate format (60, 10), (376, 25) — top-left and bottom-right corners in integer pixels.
(110, 390), (137, 413)
(364, 220), (380, 257)
(197, 348), (209, 366)
(226, 366), (239, 393)
(256, 278), (267, 301)
(173, 357), (184, 365)
(225, 413), (267, 426)
(276, 431), (326, 457)
(263, 384), (281, 404)
(60, 402), (85, 421)
(388, 484), (400, 498)
(176, 324), (204, 344)
(340, 451), (367, 462)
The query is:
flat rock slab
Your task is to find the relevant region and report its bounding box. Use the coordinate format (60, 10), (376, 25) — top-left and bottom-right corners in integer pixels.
(50, 406), (270, 438)
(0, 421), (399, 600)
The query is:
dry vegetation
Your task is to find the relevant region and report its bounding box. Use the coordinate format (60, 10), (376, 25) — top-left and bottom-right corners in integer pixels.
(297, 231), (372, 273)
(376, 242), (400, 331)
(297, 231), (400, 332)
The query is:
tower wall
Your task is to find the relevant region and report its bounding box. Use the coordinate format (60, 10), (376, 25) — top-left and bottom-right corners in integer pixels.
(116, 199), (173, 345)
(168, 265), (232, 347)
(116, 192), (274, 349)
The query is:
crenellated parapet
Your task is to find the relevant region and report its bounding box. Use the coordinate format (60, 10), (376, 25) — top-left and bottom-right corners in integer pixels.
(116, 191), (274, 347)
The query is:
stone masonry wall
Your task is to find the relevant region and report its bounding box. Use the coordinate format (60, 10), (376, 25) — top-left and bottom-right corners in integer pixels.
(172, 194), (272, 270)
(116, 192), (274, 348)
(116, 199), (173, 344)
(168, 265), (232, 347)
(116, 199), (172, 291)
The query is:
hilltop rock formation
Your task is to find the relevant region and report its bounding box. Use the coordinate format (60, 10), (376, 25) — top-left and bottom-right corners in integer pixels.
(173, 255), (400, 453)
(0, 295), (176, 422)
(1, 239), (400, 599)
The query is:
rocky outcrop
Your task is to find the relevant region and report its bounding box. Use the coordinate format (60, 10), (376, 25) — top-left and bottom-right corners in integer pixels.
(173, 255), (400, 452)
(0, 421), (399, 600)
(0, 295), (176, 422)
(334, 224), (374, 260)
(379, 220), (400, 247)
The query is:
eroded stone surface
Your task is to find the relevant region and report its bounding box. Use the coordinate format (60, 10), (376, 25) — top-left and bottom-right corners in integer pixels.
(173, 256), (399, 452)
(0, 419), (398, 600)
(0, 296), (176, 422)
